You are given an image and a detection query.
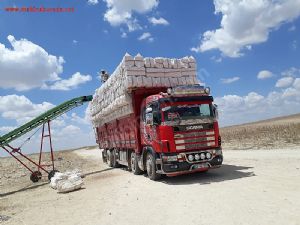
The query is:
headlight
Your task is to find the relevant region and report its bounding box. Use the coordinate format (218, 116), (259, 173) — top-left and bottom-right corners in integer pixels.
(188, 155), (194, 161)
(194, 154), (200, 160)
(206, 152), (211, 159)
(200, 153), (206, 160)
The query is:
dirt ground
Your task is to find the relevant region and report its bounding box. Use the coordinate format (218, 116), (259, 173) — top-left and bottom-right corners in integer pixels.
(1, 147), (300, 225)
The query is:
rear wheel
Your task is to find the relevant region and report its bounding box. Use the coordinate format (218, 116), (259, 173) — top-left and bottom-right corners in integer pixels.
(112, 148), (120, 168)
(130, 152), (142, 175)
(30, 171), (42, 183)
(146, 153), (161, 181)
(107, 150), (113, 167)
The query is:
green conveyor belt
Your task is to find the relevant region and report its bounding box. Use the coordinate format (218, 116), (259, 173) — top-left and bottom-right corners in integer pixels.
(0, 95), (92, 147)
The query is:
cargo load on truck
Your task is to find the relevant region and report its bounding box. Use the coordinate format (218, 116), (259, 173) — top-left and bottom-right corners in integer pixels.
(89, 53), (199, 127)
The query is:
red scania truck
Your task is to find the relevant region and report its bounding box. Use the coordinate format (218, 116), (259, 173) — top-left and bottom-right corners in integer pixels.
(95, 84), (223, 180)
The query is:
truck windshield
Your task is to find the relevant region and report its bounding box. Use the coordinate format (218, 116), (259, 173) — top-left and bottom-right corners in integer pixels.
(162, 104), (213, 121)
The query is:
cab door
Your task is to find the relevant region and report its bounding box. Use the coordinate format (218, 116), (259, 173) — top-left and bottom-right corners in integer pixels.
(142, 102), (161, 151)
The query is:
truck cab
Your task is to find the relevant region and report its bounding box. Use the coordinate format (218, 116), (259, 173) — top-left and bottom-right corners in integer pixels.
(139, 85), (223, 179)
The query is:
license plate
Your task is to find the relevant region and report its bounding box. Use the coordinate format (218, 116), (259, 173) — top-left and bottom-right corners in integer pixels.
(192, 163), (208, 170)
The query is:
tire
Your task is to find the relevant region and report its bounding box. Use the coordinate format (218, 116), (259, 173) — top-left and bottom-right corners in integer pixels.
(107, 150), (113, 167)
(102, 151), (107, 163)
(146, 152), (161, 181)
(112, 149), (120, 168)
(130, 152), (143, 175)
(48, 169), (59, 181)
(30, 171), (42, 183)
(127, 151), (132, 172)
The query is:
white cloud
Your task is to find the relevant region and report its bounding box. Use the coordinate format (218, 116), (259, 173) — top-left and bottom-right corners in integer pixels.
(103, 0), (158, 31)
(71, 112), (90, 125)
(288, 25), (296, 31)
(293, 78), (300, 89)
(0, 35), (90, 91)
(257, 70), (273, 79)
(43, 72), (92, 91)
(121, 31), (128, 38)
(87, 0), (99, 5)
(51, 118), (66, 127)
(0, 35), (64, 91)
(57, 125), (81, 136)
(216, 68), (300, 126)
(292, 40), (297, 50)
(275, 77), (294, 88)
(138, 32), (154, 42)
(216, 89), (300, 127)
(220, 76), (240, 84)
(0, 126), (17, 135)
(149, 17), (169, 26)
(192, 0), (300, 57)
(210, 56), (222, 63)
(0, 95), (54, 124)
(281, 67), (300, 77)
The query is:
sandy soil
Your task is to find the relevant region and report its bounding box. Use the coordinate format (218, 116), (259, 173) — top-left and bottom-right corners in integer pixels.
(1, 147), (300, 225)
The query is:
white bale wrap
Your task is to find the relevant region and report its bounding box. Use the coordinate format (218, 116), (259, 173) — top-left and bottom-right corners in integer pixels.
(89, 53), (199, 127)
(50, 170), (83, 193)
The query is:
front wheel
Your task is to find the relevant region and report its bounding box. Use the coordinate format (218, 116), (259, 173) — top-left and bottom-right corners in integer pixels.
(146, 153), (161, 181)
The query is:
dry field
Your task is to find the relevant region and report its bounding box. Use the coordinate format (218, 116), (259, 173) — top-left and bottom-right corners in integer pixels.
(221, 113), (300, 150)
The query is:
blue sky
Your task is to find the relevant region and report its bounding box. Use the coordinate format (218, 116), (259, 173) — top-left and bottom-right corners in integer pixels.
(1, 0), (300, 155)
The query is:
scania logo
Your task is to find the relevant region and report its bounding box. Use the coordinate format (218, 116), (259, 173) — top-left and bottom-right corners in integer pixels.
(186, 125), (203, 130)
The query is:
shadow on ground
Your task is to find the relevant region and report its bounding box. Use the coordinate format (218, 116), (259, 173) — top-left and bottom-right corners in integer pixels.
(161, 164), (255, 185)
(83, 168), (114, 177)
(0, 182), (48, 197)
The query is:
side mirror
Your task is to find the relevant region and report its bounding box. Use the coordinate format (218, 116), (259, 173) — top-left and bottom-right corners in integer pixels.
(146, 113), (153, 125)
(213, 104), (219, 120)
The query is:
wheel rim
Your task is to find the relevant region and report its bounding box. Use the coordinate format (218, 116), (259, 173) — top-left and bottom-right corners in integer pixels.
(131, 153), (136, 172)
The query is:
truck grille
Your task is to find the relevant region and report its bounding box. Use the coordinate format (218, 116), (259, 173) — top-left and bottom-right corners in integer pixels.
(173, 124), (215, 151)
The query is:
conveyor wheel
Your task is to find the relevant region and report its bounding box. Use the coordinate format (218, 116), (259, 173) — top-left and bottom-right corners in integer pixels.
(30, 171), (42, 183)
(48, 169), (59, 181)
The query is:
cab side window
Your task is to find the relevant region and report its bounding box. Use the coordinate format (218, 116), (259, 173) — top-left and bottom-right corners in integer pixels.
(145, 102), (160, 125)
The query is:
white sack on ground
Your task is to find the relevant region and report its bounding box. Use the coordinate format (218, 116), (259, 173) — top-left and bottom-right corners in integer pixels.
(50, 170), (83, 193)
(89, 53), (199, 127)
